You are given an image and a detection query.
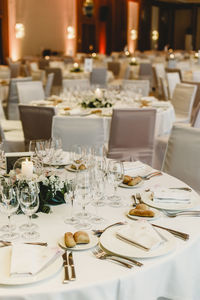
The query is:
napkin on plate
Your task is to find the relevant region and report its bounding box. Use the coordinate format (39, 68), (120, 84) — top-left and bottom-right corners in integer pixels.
(153, 188), (191, 204)
(116, 221), (163, 251)
(10, 244), (61, 277)
(123, 161), (153, 177)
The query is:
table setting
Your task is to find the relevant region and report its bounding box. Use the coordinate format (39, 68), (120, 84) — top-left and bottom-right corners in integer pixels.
(0, 142), (200, 299)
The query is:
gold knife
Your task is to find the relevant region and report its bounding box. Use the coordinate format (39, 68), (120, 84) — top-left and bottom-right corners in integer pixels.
(68, 252), (76, 280)
(62, 252), (70, 283)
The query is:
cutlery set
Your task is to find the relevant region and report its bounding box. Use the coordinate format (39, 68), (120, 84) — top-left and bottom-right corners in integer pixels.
(92, 246), (143, 269)
(62, 251), (76, 283)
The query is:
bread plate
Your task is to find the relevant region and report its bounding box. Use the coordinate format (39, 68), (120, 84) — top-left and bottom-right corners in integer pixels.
(58, 234), (98, 251)
(127, 208), (162, 221)
(119, 180), (144, 189)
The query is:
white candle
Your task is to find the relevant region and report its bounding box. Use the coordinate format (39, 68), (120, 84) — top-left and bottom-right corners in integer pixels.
(169, 53), (175, 59)
(73, 62), (79, 68)
(21, 159), (33, 179)
(95, 88), (103, 98)
(131, 57), (136, 63)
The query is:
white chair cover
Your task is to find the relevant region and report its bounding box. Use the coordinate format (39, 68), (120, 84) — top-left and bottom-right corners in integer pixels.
(166, 72), (180, 99)
(162, 124), (200, 194)
(107, 108), (156, 165)
(45, 73), (54, 98)
(160, 77), (169, 101)
(193, 71), (200, 82)
(0, 65), (10, 79)
(171, 83), (197, 123)
(122, 79), (150, 96)
(90, 68), (107, 88)
(7, 77), (32, 120)
(51, 116), (106, 151)
(154, 63), (166, 95)
(17, 81), (45, 104)
(62, 79), (90, 91)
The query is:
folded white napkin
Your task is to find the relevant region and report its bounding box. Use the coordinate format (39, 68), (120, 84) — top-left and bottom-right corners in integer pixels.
(123, 161), (153, 177)
(117, 221), (163, 250)
(10, 244), (61, 277)
(153, 188), (191, 204)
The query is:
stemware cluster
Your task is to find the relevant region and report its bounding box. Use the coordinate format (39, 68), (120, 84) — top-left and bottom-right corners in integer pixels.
(64, 144), (125, 230)
(0, 177), (40, 241)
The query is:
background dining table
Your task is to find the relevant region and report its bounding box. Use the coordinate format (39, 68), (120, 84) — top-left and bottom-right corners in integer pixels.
(0, 161), (200, 300)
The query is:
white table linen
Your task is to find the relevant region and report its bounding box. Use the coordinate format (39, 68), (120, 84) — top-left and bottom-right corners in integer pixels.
(0, 168), (200, 299)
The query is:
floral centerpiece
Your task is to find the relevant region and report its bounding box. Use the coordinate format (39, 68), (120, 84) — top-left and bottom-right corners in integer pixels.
(70, 63), (83, 73)
(81, 96), (112, 109)
(129, 57), (138, 66)
(8, 171), (70, 214)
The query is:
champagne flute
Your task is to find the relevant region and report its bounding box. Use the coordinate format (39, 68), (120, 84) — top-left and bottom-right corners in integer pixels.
(107, 160), (124, 207)
(64, 177), (79, 225)
(91, 170), (105, 223)
(75, 171), (92, 230)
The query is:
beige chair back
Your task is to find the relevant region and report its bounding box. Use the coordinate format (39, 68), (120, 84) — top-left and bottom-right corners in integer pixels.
(162, 124), (200, 194)
(107, 108), (156, 165)
(19, 104), (55, 149)
(171, 83), (197, 123)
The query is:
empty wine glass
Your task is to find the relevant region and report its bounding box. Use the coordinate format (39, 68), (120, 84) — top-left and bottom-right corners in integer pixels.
(64, 177), (79, 225)
(107, 160), (124, 207)
(18, 183), (40, 240)
(70, 145), (85, 171)
(76, 171), (92, 230)
(91, 170), (105, 223)
(0, 180), (19, 240)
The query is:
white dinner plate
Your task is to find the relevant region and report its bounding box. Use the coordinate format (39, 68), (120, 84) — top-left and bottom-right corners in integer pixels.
(58, 234), (98, 251)
(141, 191), (200, 211)
(127, 208), (162, 221)
(119, 180), (144, 189)
(100, 225), (176, 258)
(0, 247), (62, 286)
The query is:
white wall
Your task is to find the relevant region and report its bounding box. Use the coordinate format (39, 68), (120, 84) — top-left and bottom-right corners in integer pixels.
(9, 0), (76, 59)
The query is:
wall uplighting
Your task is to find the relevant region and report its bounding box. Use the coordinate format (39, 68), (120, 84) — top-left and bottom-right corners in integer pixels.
(15, 23), (25, 39)
(152, 30), (159, 41)
(130, 29), (137, 41)
(67, 26), (75, 40)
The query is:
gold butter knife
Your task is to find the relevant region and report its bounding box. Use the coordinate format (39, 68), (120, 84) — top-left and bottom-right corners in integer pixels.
(62, 252), (70, 283)
(68, 252), (76, 280)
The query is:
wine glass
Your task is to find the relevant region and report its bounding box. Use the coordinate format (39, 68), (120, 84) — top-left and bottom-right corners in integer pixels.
(90, 169), (105, 223)
(70, 145), (85, 171)
(107, 160), (124, 207)
(18, 183), (40, 240)
(64, 177), (79, 225)
(75, 171), (92, 230)
(0, 181), (19, 240)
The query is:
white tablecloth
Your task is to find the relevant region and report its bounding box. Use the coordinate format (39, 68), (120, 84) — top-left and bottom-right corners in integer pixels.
(0, 167), (200, 300)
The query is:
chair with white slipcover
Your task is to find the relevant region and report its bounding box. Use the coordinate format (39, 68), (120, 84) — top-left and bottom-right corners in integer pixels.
(162, 124), (200, 194)
(51, 116), (106, 151)
(17, 81), (45, 104)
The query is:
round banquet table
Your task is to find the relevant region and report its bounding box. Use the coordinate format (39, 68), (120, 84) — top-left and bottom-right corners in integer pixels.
(0, 164), (200, 300)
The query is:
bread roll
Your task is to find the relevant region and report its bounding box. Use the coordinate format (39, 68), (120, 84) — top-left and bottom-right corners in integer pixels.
(129, 208), (155, 217)
(128, 176), (142, 186)
(73, 231), (90, 244)
(79, 164), (86, 170)
(123, 175), (132, 184)
(136, 203), (148, 210)
(64, 232), (76, 248)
